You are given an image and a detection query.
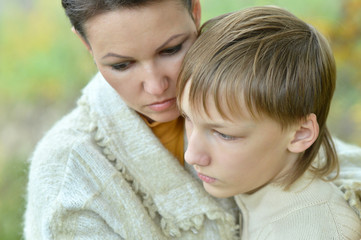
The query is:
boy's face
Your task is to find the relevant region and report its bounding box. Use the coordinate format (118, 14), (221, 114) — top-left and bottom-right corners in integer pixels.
(181, 83), (299, 198)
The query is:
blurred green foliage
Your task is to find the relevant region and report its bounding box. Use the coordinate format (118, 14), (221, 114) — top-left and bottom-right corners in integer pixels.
(0, 0), (360, 239)
(0, 159), (28, 240)
(0, 0), (96, 104)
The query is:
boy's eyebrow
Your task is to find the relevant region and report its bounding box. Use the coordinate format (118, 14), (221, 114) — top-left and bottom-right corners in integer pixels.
(204, 123), (228, 129)
(182, 111), (237, 129)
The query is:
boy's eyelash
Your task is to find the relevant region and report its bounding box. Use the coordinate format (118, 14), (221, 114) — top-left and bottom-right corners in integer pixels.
(214, 131), (237, 141)
(182, 113), (190, 121)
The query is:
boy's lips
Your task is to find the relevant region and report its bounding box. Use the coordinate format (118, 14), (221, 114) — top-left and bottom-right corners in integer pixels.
(147, 98), (176, 112)
(197, 172), (217, 184)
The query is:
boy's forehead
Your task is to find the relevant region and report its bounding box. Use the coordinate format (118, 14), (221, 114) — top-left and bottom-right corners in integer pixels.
(181, 80), (254, 124)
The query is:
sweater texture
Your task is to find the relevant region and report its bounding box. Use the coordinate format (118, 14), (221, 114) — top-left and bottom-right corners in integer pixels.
(235, 172), (361, 239)
(24, 72), (361, 239)
(24, 73), (238, 239)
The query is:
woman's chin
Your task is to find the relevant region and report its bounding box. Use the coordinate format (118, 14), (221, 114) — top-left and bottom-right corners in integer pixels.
(143, 109), (181, 123)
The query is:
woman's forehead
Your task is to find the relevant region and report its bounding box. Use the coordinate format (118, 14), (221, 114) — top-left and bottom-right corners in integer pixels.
(83, 1), (195, 53)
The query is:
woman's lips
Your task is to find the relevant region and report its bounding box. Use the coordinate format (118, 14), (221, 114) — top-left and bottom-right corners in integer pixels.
(197, 172), (217, 184)
(147, 98), (176, 112)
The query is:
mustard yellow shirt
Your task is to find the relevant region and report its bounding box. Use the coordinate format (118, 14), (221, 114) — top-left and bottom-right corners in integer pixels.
(141, 116), (185, 165)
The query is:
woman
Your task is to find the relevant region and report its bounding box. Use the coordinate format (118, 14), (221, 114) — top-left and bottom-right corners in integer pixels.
(24, 0), (360, 239)
(24, 1), (238, 239)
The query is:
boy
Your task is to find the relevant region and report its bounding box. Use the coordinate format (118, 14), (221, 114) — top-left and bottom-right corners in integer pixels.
(177, 6), (361, 239)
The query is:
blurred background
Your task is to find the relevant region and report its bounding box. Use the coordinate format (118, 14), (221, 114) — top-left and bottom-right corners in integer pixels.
(0, 0), (360, 239)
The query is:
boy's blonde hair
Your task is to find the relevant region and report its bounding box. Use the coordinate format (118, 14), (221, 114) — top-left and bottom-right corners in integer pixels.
(177, 6), (339, 186)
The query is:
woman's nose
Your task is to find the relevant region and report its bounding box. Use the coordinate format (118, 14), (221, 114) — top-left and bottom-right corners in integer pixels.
(143, 64), (169, 95)
(184, 131), (211, 167)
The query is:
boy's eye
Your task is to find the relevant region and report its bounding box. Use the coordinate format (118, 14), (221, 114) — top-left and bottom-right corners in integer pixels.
(161, 44), (182, 55)
(112, 61), (132, 71)
(183, 114), (190, 122)
(215, 131), (236, 141)
(182, 114), (193, 128)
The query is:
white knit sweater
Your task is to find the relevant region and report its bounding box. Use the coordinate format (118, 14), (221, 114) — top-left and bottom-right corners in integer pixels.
(235, 172), (361, 239)
(24, 72), (361, 239)
(24, 73), (238, 239)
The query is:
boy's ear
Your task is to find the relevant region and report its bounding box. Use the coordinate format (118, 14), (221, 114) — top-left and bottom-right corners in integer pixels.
(288, 114), (319, 153)
(72, 27), (93, 54)
(192, 0), (202, 30)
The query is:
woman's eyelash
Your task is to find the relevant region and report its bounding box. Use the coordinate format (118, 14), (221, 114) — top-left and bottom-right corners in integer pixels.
(111, 61), (132, 71)
(161, 44), (182, 55)
(110, 44), (183, 71)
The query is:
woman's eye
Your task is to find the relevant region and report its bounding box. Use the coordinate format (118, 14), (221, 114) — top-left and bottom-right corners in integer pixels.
(215, 131), (236, 141)
(161, 44), (182, 55)
(111, 62), (132, 71)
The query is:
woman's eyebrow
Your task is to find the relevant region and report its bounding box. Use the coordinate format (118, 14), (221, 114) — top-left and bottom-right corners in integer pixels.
(101, 34), (187, 60)
(102, 52), (131, 60)
(155, 33), (187, 52)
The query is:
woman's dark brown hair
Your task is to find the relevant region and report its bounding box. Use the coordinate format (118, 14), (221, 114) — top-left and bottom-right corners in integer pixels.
(62, 0), (193, 41)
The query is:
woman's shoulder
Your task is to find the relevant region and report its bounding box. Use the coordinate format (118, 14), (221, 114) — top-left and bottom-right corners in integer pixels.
(24, 116), (129, 239)
(25, 101), (121, 204)
(26, 91), (105, 199)
(30, 102), (93, 162)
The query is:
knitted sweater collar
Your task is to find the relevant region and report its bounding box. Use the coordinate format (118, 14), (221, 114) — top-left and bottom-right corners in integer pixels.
(81, 73), (238, 239)
(234, 172), (320, 238)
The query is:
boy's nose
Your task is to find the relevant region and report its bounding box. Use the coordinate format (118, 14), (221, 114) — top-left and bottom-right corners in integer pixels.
(184, 133), (211, 167)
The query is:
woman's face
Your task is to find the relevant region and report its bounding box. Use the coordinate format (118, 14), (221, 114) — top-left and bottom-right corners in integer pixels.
(82, 0), (200, 122)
